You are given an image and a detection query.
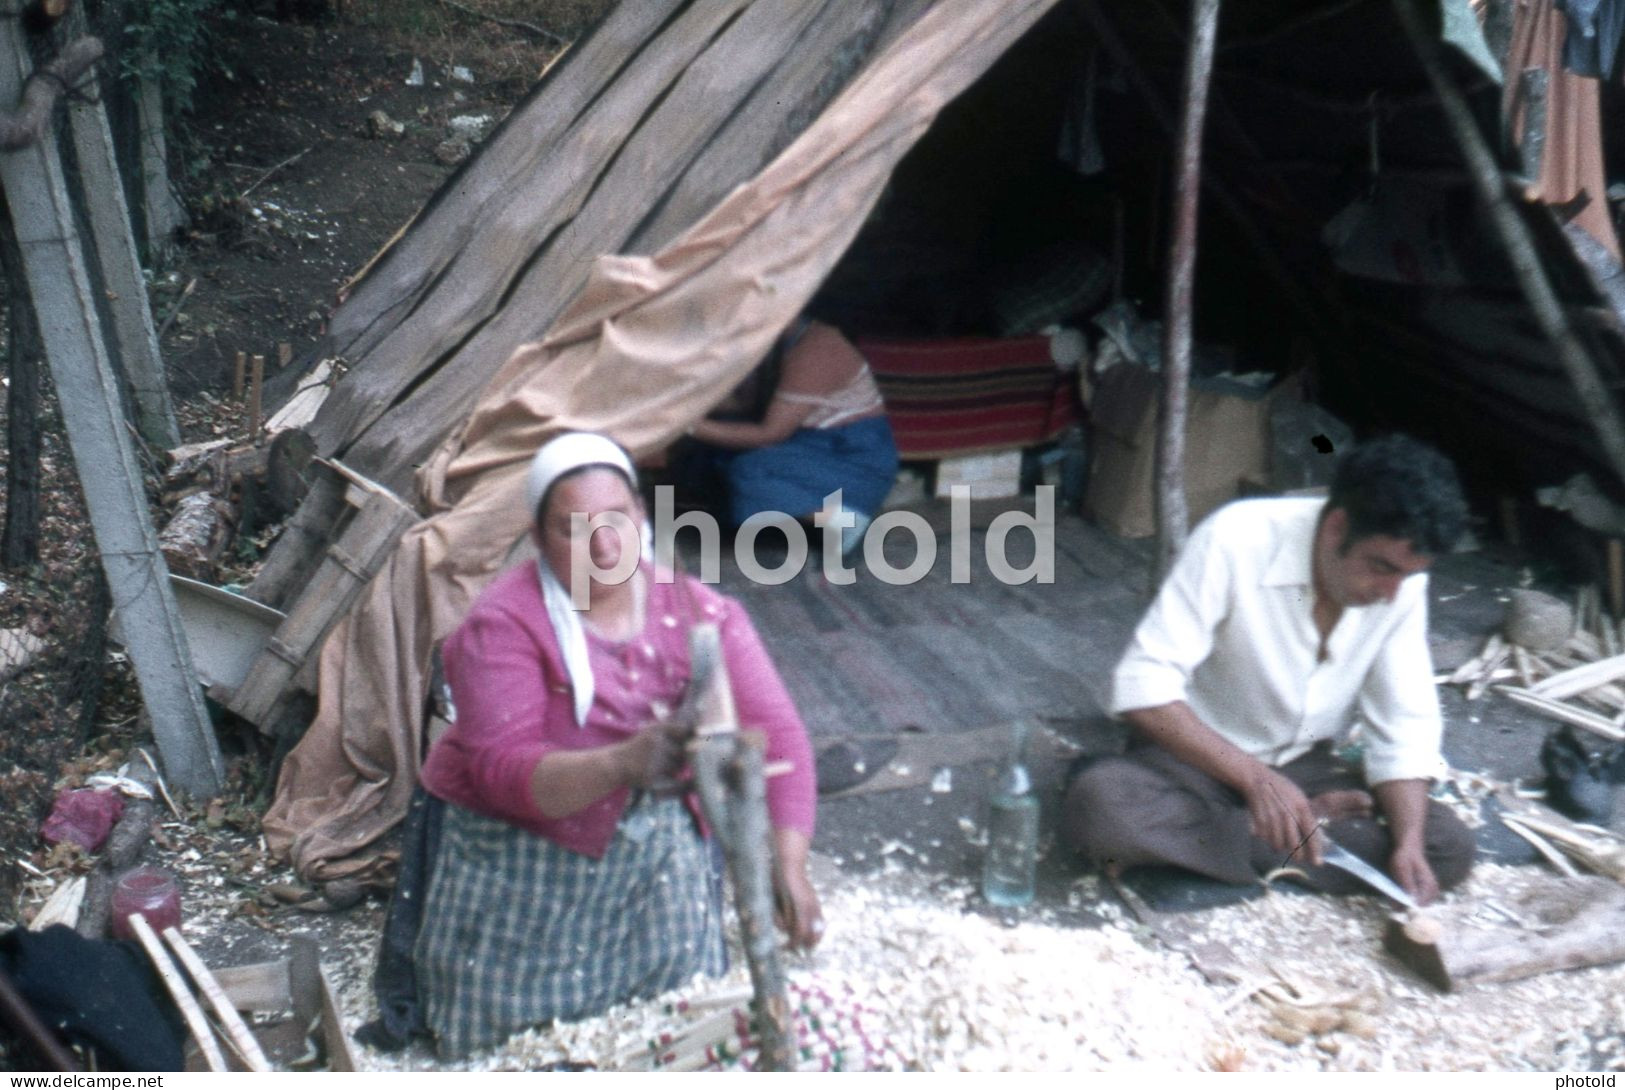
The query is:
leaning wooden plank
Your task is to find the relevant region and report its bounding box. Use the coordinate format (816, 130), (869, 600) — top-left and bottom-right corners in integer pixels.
(226, 481), (418, 729)
(1529, 651), (1625, 701)
(162, 928), (271, 1072)
(317, 963), (359, 1072)
(629, 0), (893, 253)
(317, 0), (688, 371)
(0, 16), (223, 798)
(307, 0), (748, 462)
(340, 0), (828, 489)
(1495, 685), (1625, 741)
(59, 6), (176, 450)
(127, 913), (226, 1072)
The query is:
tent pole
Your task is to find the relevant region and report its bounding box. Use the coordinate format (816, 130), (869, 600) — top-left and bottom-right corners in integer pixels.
(1393, 0), (1625, 492)
(1155, 0), (1221, 586)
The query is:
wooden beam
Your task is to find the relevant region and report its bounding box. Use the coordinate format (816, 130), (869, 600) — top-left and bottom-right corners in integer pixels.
(0, 16), (222, 797)
(1155, 0), (1220, 585)
(58, 9), (178, 449)
(1393, 0), (1625, 494)
(127, 913), (226, 1072)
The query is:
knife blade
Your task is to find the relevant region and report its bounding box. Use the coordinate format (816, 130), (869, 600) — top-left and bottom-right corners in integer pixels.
(1319, 836), (1418, 908)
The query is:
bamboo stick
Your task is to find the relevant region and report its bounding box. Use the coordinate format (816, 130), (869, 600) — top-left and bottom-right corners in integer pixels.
(1499, 817), (1581, 877)
(232, 351), (245, 401)
(1495, 685), (1625, 741)
(127, 913), (226, 1072)
(1529, 652), (1625, 701)
(161, 927), (271, 1072)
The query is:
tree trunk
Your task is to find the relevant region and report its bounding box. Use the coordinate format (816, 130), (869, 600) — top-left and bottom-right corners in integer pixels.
(0, 193), (42, 570)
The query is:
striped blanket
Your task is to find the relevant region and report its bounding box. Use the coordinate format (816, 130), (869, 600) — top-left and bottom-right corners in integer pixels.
(858, 335), (1078, 459)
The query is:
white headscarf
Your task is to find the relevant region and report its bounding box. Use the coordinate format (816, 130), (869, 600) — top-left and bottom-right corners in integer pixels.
(525, 432), (639, 728)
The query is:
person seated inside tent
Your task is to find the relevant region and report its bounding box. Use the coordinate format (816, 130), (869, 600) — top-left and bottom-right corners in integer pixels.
(412, 431), (822, 1060)
(1063, 435), (1477, 906)
(681, 317), (899, 555)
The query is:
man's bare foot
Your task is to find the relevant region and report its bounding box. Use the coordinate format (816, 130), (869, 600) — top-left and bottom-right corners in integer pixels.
(1311, 789), (1373, 822)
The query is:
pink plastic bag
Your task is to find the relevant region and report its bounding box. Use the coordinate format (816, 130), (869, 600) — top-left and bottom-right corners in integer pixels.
(40, 788), (125, 852)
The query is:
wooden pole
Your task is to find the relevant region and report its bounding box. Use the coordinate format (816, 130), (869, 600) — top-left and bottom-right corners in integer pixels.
(58, 9), (179, 450)
(1393, 0), (1625, 495)
(684, 624), (793, 1072)
(127, 913), (227, 1072)
(0, 15), (223, 797)
(232, 350), (246, 400)
(249, 353), (265, 436)
(1155, 0), (1222, 585)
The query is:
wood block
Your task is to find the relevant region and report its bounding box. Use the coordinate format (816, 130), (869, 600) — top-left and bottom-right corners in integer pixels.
(226, 469), (416, 730)
(1384, 876), (1625, 990)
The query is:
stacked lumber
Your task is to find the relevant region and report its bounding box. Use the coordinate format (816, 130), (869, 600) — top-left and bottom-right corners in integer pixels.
(1444, 585), (1625, 743)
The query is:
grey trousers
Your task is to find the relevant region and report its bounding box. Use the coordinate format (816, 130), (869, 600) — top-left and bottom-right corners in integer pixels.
(1061, 742), (1476, 893)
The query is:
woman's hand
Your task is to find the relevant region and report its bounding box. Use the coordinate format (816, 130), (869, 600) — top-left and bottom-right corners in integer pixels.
(772, 829), (824, 949)
(616, 715), (697, 794)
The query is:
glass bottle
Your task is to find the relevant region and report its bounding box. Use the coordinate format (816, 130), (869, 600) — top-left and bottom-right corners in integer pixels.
(111, 865), (182, 941)
(982, 721), (1039, 907)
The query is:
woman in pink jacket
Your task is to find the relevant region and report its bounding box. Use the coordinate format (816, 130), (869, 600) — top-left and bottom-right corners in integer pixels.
(413, 432), (820, 1059)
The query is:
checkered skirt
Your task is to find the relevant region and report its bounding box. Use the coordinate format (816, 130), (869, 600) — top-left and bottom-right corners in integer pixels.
(415, 795), (726, 1059)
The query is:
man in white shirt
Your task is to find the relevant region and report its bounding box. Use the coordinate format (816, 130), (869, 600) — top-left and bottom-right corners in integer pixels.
(1063, 435), (1475, 904)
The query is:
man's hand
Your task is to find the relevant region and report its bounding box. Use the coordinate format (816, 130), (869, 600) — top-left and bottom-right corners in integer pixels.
(1243, 764), (1323, 865)
(1389, 840), (1440, 905)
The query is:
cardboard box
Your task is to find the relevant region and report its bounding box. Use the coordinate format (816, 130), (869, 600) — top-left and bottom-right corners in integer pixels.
(1086, 364), (1296, 538)
(934, 449), (1023, 500)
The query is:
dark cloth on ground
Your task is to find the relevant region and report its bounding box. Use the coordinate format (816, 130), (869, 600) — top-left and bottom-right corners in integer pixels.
(1062, 742), (1476, 894)
(355, 786), (445, 1053)
(0, 925), (185, 1071)
(414, 794), (726, 1060)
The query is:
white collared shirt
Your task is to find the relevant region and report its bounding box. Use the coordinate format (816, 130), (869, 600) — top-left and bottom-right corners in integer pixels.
(1110, 497), (1446, 784)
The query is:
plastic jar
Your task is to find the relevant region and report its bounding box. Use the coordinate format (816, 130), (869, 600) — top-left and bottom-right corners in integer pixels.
(110, 865), (181, 941)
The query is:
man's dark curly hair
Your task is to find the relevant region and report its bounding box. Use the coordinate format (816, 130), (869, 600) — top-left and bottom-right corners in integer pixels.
(1326, 434), (1467, 556)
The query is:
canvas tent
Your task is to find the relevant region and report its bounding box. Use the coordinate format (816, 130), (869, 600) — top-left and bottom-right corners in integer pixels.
(256, 0), (1625, 885)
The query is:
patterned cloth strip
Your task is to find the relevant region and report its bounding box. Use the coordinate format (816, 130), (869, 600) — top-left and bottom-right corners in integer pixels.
(415, 794), (726, 1059)
(860, 335), (1078, 459)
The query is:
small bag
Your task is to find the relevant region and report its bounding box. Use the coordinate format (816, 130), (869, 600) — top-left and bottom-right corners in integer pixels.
(1539, 725), (1624, 823)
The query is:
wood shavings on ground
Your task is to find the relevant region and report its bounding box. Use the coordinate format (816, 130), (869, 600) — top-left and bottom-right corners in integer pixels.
(346, 862), (1625, 1072)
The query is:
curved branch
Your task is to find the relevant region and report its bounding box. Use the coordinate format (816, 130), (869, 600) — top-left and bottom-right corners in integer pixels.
(0, 36), (102, 150)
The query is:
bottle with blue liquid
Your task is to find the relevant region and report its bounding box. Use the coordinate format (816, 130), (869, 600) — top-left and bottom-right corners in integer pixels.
(982, 721), (1039, 907)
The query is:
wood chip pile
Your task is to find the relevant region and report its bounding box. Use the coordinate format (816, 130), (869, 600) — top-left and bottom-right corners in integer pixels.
(348, 863), (1625, 1072)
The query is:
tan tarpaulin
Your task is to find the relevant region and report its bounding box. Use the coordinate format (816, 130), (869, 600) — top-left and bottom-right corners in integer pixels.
(262, 0), (1063, 885)
(1505, 0), (1622, 261)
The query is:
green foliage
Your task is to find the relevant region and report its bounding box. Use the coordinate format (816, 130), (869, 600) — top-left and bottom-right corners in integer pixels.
(120, 0), (231, 113)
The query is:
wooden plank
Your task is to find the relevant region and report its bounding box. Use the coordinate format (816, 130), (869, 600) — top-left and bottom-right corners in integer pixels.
(0, 18), (223, 797)
(227, 483), (417, 729)
(162, 928), (271, 1072)
(341, 0), (830, 490)
(318, 964), (358, 1072)
(629, 0), (892, 252)
(307, 0), (753, 462)
(60, 7), (177, 450)
(127, 913), (226, 1072)
(1529, 651), (1625, 701)
(317, 0), (690, 371)
(1495, 685), (1625, 741)
(212, 960), (293, 1013)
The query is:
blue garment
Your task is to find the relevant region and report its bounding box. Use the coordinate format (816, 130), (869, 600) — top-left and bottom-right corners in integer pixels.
(1558, 0), (1625, 78)
(719, 416), (899, 525)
